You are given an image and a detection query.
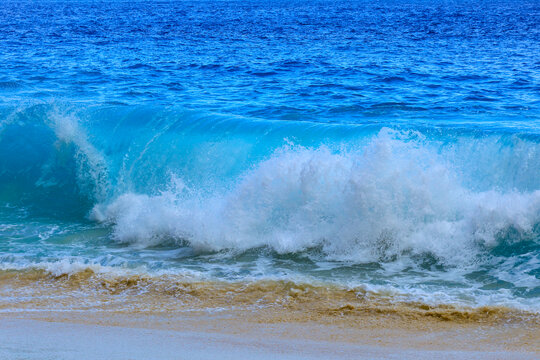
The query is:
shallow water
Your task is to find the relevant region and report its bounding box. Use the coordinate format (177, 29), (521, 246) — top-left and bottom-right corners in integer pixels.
(0, 0), (539, 313)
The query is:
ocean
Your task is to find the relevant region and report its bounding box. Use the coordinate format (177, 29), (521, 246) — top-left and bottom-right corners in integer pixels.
(0, 0), (539, 317)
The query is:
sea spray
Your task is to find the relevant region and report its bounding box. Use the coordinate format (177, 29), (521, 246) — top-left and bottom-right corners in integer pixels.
(91, 129), (540, 269)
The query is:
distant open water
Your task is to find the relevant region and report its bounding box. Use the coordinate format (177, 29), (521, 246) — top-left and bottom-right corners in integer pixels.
(0, 0), (539, 311)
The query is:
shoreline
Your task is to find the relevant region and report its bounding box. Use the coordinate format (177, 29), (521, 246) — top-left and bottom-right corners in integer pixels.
(1, 269), (538, 358)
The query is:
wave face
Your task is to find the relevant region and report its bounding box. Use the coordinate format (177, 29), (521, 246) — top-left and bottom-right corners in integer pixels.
(1, 0), (539, 312)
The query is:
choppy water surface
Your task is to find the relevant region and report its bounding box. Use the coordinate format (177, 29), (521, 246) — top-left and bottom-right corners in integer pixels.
(0, 0), (539, 312)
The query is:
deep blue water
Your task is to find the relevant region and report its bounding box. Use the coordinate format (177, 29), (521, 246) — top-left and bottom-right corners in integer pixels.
(1, 0), (539, 124)
(0, 0), (539, 310)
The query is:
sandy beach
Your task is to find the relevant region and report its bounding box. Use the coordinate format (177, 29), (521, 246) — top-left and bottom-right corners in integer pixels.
(1, 306), (539, 360)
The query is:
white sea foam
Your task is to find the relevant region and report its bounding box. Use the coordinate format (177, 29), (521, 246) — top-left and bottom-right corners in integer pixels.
(0, 258), (205, 280)
(91, 129), (540, 266)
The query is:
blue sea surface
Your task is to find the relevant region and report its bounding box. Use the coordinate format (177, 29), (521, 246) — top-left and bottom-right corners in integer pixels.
(0, 0), (539, 310)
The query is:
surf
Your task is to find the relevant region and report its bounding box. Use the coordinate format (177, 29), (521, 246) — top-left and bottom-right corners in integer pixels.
(0, 103), (539, 310)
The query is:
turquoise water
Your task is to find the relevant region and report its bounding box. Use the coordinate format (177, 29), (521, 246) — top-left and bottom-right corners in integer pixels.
(0, 0), (539, 310)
